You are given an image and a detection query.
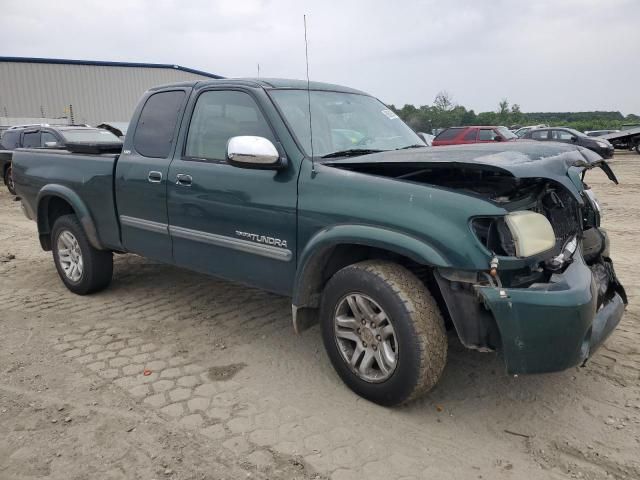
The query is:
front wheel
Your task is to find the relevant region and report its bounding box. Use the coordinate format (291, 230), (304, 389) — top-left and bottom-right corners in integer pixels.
(320, 260), (447, 406)
(52, 214), (113, 295)
(4, 165), (16, 195)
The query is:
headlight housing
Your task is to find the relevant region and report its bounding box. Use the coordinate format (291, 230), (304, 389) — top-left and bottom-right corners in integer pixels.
(504, 211), (556, 257)
(473, 211), (556, 258)
(596, 140), (610, 148)
(584, 188), (601, 213)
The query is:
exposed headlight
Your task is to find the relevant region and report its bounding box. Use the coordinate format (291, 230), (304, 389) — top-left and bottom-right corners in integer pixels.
(504, 211), (556, 257)
(584, 188), (601, 212)
(596, 141), (610, 148)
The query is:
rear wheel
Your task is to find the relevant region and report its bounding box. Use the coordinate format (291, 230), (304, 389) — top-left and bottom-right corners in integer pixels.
(320, 260), (447, 406)
(52, 214), (113, 295)
(4, 165), (16, 195)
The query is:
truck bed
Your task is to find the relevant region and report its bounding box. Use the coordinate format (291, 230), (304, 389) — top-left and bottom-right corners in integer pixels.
(12, 148), (122, 250)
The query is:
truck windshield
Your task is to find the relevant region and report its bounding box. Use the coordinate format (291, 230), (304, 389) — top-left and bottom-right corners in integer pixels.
(61, 129), (121, 143)
(270, 90), (423, 158)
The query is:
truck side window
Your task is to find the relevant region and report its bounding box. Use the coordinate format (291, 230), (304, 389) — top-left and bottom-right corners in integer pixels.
(463, 129), (477, 141)
(134, 90), (185, 158)
(184, 90), (275, 162)
(531, 130), (549, 140)
(22, 131), (41, 148)
(478, 129), (497, 141)
(41, 131), (58, 146)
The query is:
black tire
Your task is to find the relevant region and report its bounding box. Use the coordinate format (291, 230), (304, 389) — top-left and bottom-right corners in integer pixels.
(320, 260), (447, 406)
(635, 143), (640, 155)
(4, 164), (16, 195)
(51, 214), (113, 295)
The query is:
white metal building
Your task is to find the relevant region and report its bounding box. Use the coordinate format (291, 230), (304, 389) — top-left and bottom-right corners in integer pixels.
(0, 57), (222, 126)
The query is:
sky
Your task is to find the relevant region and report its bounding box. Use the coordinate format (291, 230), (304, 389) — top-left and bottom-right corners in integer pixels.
(2, 0), (639, 115)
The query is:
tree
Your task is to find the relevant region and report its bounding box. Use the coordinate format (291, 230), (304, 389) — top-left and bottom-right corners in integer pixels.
(434, 91), (454, 112)
(510, 103), (522, 124)
(498, 98), (509, 116)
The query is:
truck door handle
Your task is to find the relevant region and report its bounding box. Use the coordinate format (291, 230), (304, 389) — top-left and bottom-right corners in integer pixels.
(175, 174), (193, 186)
(148, 171), (162, 183)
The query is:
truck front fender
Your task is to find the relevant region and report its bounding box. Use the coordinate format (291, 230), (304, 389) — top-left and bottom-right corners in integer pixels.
(36, 184), (104, 251)
(292, 224), (452, 309)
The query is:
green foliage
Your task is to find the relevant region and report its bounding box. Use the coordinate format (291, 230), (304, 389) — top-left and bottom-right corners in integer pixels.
(389, 96), (639, 134)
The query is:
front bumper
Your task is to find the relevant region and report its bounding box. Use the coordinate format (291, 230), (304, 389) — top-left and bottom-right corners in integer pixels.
(477, 249), (626, 374)
(589, 145), (614, 159)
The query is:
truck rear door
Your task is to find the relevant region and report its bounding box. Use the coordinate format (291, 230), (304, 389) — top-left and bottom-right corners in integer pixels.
(115, 88), (190, 262)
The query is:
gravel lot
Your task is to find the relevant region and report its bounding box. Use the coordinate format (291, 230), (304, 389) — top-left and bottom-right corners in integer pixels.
(1, 151), (638, 480)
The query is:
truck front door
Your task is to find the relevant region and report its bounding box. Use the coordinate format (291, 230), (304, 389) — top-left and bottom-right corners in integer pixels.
(115, 88), (189, 261)
(166, 88), (297, 295)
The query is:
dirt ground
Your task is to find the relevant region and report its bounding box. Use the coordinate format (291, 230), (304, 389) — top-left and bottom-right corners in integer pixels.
(1, 151), (638, 480)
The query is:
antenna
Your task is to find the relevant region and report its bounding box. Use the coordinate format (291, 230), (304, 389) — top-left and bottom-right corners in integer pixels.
(257, 63), (260, 78)
(304, 14), (315, 173)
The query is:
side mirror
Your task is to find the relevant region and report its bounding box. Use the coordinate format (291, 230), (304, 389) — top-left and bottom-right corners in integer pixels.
(44, 141), (59, 148)
(226, 136), (284, 170)
(494, 136), (504, 142)
(571, 136), (578, 142)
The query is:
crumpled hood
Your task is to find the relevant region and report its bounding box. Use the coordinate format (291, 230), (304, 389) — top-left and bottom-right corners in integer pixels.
(321, 141), (618, 188)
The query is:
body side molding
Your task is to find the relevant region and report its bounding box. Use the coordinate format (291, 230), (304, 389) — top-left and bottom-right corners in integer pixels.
(169, 225), (292, 262)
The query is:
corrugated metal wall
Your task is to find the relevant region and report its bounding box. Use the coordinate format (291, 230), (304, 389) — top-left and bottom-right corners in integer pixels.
(0, 61), (212, 125)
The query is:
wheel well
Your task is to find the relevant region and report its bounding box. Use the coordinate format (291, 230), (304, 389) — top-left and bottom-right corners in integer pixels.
(294, 244), (448, 325)
(38, 196), (75, 250)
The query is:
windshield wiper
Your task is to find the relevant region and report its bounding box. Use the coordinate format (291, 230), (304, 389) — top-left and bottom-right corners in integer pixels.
(321, 148), (385, 159)
(395, 144), (426, 150)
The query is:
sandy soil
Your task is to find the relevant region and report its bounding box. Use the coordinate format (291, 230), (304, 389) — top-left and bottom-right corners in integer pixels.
(0, 151), (638, 480)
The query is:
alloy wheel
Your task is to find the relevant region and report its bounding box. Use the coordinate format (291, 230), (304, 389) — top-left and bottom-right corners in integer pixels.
(57, 230), (84, 282)
(333, 293), (398, 383)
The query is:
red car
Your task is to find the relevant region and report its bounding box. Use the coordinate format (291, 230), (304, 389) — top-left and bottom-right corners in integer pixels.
(432, 126), (518, 146)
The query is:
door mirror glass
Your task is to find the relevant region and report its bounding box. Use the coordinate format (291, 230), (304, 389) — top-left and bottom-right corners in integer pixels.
(227, 136), (282, 169)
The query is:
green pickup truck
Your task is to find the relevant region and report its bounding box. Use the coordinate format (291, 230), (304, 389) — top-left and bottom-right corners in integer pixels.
(12, 79), (627, 406)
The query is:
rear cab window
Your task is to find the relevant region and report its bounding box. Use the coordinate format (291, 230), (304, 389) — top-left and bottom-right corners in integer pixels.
(434, 127), (463, 141)
(134, 90), (186, 158)
(1, 130), (21, 149)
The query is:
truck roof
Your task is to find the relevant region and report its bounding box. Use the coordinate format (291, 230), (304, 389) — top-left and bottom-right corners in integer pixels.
(149, 78), (368, 95)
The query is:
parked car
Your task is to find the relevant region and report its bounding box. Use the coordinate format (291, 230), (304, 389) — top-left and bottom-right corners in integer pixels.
(0, 126), (121, 194)
(431, 126), (517, 146)
(585, 130), (619, 137)
(1, 124), (121, 151)
(12, 78), (626, 406)
(600, 126), (640, 153)
(521, 127), (614, 158)
(0, 149), (13, 194)
(514, 124), (548, 138)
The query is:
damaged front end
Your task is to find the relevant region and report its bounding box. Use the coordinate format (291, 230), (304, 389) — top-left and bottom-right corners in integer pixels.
(429, 162), (626, 373)
(324, 144), (627, 374)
